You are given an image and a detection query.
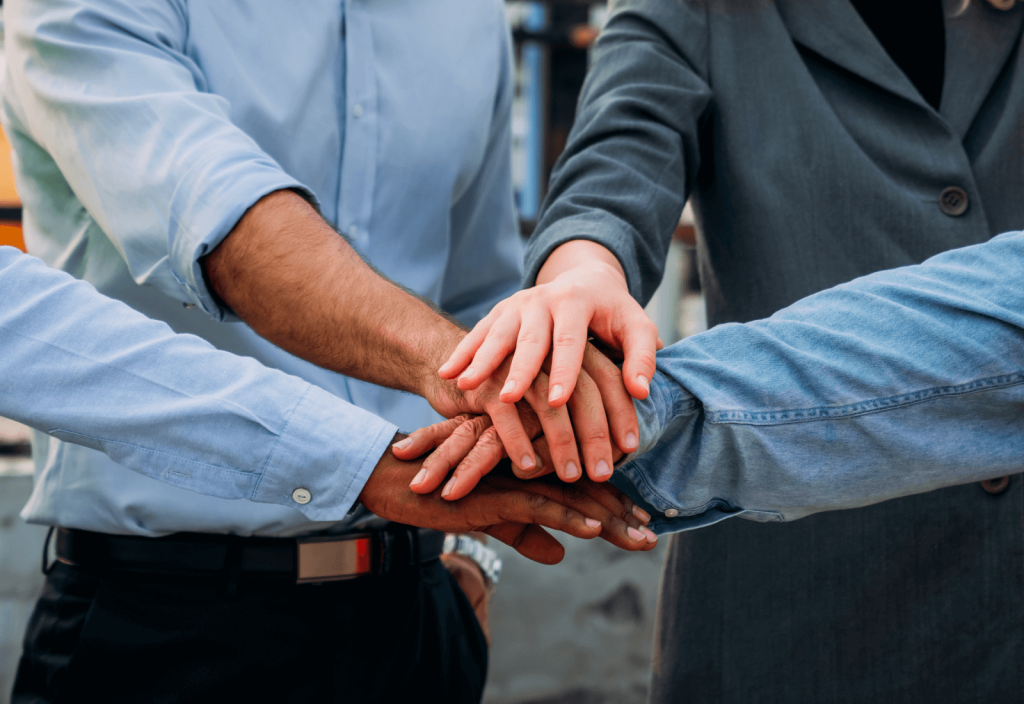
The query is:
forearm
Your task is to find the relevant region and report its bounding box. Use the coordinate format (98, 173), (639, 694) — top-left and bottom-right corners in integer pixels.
(204, 190), (464, 398)
(617, 231), (1024, 533)
(0, 247), (396, 521)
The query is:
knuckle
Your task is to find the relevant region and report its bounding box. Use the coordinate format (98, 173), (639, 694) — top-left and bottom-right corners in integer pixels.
(517, 328), (544, 347)
(547, 428), (577, 448)
(583, 426), (610, 444)
(553, 331), (580, 348)
(527, 493), (550, 511)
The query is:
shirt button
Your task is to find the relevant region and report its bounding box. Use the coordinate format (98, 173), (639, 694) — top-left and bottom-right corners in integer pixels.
(353, 104), (364, 118)
(980, 476), (1010, 495)
(939, 186), (969, 217)
(292, 488), (312, 505)
(664, 508), (679, 518)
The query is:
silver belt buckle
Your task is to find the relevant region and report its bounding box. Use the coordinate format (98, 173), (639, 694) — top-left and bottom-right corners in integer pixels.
(296, 533), (374, 584)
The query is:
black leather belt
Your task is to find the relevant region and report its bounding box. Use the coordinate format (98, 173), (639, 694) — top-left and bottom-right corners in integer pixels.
(55, 526), (446, 584)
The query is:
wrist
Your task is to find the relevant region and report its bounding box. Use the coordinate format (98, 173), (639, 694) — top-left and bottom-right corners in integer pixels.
(536, 239), (627, 286)
(417, 324), (468, 411)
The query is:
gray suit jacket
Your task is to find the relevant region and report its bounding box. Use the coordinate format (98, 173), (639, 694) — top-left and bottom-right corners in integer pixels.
(526, 0), (1024, 701)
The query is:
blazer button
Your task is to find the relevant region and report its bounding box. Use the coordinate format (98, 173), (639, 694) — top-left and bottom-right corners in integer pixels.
(980, 476), (1010, 495)
(939, 186), (969, 216)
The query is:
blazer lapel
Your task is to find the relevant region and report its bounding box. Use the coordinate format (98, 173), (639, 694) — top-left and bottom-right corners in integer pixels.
(941, 0), (1024, 138)
(774, 0), (930, 111)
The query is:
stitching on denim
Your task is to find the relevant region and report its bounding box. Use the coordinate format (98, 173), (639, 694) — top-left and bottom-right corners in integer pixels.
(707, 372), (1024, 426)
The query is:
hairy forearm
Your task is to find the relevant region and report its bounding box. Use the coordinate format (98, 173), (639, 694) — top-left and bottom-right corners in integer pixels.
(204, 190), (463, 397)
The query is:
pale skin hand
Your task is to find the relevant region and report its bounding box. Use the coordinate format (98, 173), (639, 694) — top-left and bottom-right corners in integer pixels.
(203, 190), (613, 481)
(440, 239), (663, 412)
(363, 436), (657, 562)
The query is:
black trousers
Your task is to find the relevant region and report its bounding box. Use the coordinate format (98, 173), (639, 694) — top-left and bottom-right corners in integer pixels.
(13, 558), (488, 704)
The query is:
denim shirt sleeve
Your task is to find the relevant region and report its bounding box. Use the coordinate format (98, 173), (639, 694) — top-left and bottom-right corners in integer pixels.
(613, 230), (1024, 535)
(0, 247), (396, 522)
(2, 0), (315, 320)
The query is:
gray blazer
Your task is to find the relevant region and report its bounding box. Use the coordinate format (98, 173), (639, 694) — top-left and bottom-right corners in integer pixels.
(526, 0), (1024, 701)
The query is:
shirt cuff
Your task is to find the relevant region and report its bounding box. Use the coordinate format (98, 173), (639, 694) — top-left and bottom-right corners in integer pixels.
(609, 372), (783, 534)
(168, 160), (320, 321)
(523, 215), (647, 303)
(250, 383), (398, 522)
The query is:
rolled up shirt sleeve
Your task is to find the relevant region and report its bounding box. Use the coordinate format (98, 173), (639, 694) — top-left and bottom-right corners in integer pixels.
(2, 0), (315, 319)
(0, 247), (395, 522)
(613, 231), (1024, 535)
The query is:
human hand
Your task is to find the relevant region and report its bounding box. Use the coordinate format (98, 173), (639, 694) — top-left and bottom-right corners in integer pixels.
(393, 422), (654, 550)
(361, 439), (656, 563)
(439, 240), (661, 409)
(422, 350), (631, 483)
(441, 551), (491, 646)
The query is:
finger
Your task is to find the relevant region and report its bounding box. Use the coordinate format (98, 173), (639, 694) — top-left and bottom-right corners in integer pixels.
(571, 477), (651, 529)
(498, 477), (653, 550)
(484, 523), (565, 565)
(581, 344), (639, 455)
(546, 303), (590, 407)
(411, 416), (495, 494)
(566, 370), (614, 483)
(394, 415), (471, 461)
(618, 312), (660, 400)
(499, 309), (553, 404)
(439, 312), (498, 380)
(457, 316), (523, 391)
(523, 373), (583, 483)
(486, 400), (540, 476)
(441, 426), (508, 501)
(510, 435), (554, 480)
(471, 480), (603, 541)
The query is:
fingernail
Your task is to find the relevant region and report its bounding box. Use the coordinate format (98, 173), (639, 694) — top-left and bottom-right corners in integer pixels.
(637, 375), (650, 393)
(501, 379), (517, 396)
(411, 468), (428, 486)
(627, 526), (646, 542)
(632, 505), (651, 524)
(549, 384), (564, 403)
(564, 461), (580, 480)
(438, 362), (452, 375)
(442, 477), (456, 498)
(521, 454), (535, 470)
(642, 527), (658, 543)
(461, 367), (475, 380)
(393, 437), (413, 451)
(594, 460), (612, 479)
(625, 432), (638, 451)
(585, 518), (601, 529)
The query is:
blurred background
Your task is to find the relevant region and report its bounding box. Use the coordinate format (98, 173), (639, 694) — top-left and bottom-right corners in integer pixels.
(0, 3), (705, 702)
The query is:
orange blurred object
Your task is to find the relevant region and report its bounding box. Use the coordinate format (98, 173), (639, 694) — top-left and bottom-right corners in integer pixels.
(0, 124), (25, 251)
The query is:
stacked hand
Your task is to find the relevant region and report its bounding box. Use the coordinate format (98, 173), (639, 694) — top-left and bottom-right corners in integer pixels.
(383, 240), (663, 559)
(360, 437), (657, 565)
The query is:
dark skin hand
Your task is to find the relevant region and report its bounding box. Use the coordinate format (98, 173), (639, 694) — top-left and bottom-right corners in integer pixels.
(360, 437), (657, 564)
(203, 190), (637, 483)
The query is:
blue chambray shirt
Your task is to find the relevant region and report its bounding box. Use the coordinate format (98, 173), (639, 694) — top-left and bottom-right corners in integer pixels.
(614, 231), (1024, 536)
(0, 247), (392, 524)
(1, 0), (522, 536)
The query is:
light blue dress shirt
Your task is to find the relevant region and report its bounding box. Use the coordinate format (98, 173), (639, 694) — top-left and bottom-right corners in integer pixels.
(0, 246), (392, 523)
(615, 231), (1024, 535)
(2, 0), (522, 536)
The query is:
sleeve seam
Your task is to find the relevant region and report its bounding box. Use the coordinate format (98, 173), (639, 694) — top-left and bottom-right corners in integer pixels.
(707, 371), (1024, 426)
